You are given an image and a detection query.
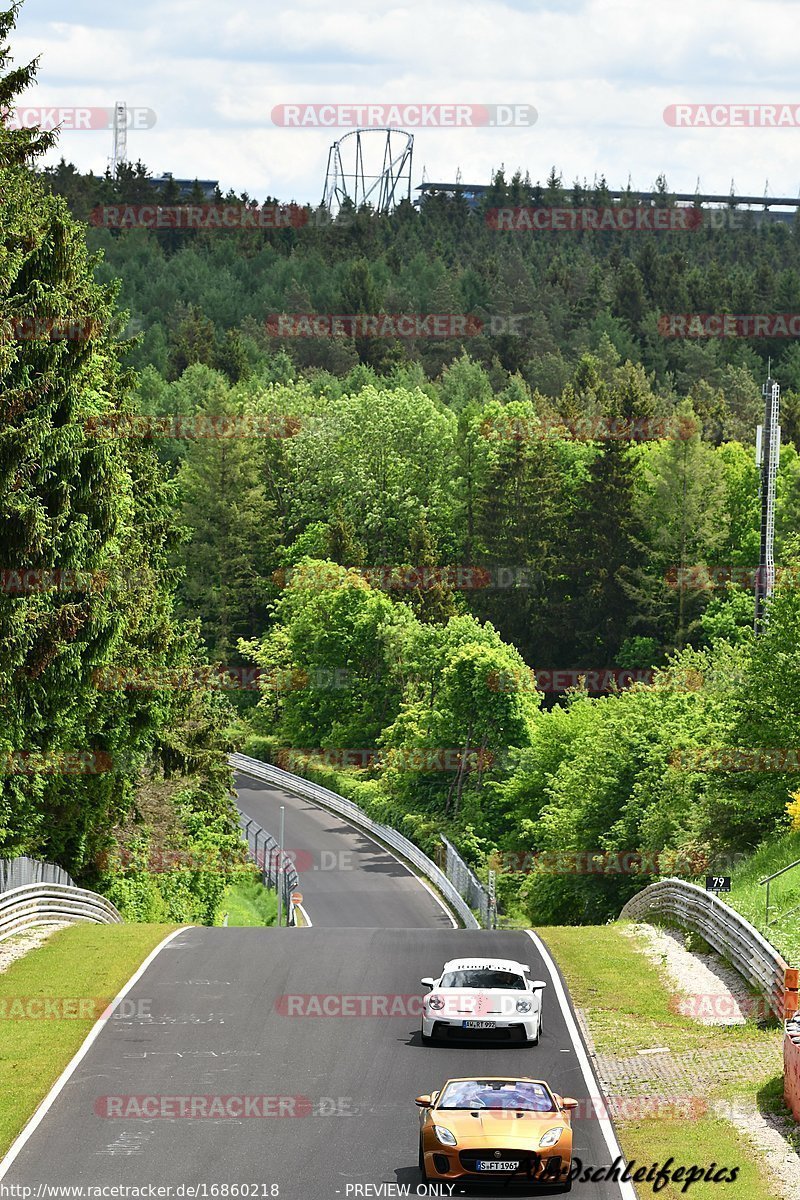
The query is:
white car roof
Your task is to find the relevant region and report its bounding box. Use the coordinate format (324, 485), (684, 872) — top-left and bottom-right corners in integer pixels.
(441, 957), (529, 974)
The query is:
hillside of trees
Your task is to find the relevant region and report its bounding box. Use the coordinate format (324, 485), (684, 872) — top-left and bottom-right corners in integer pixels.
(5, 9), (800, 925)
(40, 154), (800, 450)
(0, 9), (244, 922)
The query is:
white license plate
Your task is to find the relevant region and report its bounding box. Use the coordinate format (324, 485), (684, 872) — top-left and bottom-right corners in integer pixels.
(475, 1161), (519, 1172)
(462, 1020), (496, 1029)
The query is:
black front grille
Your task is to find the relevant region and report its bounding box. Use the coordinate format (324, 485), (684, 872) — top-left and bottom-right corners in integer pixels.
(431, 1022), (528, 1042)
(458, 1150), (538, 1177)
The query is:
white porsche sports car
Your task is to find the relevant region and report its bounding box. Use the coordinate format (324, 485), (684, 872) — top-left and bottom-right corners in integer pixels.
(420, 957), (546, 1045)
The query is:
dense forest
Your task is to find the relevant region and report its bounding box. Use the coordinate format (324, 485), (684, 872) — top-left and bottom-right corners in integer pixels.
(4, 0), (800, 923)
(0, 11), (244, 922)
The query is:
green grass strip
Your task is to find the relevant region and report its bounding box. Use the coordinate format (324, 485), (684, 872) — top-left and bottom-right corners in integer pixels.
(0, 923), (175, 1156)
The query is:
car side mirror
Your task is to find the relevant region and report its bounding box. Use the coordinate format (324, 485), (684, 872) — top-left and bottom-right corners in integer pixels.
(562, 1097), (578, 1110)
(529, 980), (547, 990)
(420, 977), (435, 988)
(415, 1095), (432, 1107)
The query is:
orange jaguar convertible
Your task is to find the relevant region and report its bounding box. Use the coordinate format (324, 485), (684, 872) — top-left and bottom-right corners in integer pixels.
(416, 1077), (576, 1191)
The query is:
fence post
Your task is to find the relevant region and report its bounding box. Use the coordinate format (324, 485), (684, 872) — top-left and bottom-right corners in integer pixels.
(277, 806), (285, 928)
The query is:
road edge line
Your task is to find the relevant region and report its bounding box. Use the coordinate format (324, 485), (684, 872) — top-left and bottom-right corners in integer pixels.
(237, 783), (458, 929)
(0, 925), (191, 1180)
(525, 929), (638, 1199)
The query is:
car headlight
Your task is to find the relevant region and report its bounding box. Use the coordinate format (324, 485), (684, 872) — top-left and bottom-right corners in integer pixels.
(516, 999), (532, 1013)
(427, 995), (445, 1010)
(539, 1127), (564, 1148)
(433, 1126), (457, 1146)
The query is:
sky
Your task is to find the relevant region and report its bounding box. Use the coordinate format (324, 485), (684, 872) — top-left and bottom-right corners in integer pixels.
(9, 0), (800, 206)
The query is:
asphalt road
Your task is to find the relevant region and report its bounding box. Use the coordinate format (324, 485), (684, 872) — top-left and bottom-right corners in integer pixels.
(1, 775), (633, 1198)
(235, 772), (454, 929)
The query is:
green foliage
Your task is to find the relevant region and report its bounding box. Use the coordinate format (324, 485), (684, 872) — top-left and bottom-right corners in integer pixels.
(0, 9), (242, 914)
(10, 15), (800, 939)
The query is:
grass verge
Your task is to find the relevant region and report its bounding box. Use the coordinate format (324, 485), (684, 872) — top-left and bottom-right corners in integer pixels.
(723, 830), (800, 965)
(217, 877), (278, 926)
(0, 923), (174, 1157)
(540, 922), (789, 1199)
(615, 1117), (774, 1199)
(542, 923), (780, 1057)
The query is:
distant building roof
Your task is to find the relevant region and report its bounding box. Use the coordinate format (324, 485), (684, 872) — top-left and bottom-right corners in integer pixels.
(146, 176), (219, 199)
(416, 181), (800, 210)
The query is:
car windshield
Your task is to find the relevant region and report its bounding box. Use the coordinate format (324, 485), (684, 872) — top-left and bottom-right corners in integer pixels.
(438, 969), (527, 990)
(437, 1081), (555, 1111)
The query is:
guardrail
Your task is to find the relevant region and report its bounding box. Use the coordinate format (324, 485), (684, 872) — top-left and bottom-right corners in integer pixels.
(239, 813), (300, 926)
(0, 882), (122, 942)
(230, 752), (481, 928)
(620, 878), (799, 1019)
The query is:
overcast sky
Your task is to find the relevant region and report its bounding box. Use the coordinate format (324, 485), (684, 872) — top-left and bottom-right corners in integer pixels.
(10, 0), (800, 205)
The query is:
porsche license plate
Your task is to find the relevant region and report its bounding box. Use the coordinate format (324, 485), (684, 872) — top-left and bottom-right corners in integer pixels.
(475, 1161), (519, 1172)
(463, 1019), (496, 1029)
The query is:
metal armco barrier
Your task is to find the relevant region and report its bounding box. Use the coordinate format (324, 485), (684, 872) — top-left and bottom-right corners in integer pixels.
(239, 813), (300, 926)
(0, 882), (122, 942)
(621, 878), (799, 1019)
(230, 752), (481, 928)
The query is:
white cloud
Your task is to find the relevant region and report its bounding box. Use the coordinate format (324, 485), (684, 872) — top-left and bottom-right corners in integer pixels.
(12, 0), (800, 203)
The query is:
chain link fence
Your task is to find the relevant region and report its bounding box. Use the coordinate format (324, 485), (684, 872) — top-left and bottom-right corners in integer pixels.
(239, 814), (300, 925)
(439, 836), (492, 927)
(231, 753), (481, 927)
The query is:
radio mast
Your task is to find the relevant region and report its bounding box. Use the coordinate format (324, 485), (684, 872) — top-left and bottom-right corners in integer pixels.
(109, 102), (127, 175)
(754, 371), (781, 632)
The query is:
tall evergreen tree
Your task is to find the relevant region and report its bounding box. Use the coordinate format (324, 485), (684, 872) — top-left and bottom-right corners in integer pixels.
(0, 6), (238, 880)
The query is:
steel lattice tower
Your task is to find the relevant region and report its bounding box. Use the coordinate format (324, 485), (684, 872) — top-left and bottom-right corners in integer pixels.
(110, 102), (127, 175)
(755, 374), (781, 632)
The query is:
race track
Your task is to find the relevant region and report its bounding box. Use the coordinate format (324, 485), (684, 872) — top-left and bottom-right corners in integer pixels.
(0, 774), (634, 1199)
